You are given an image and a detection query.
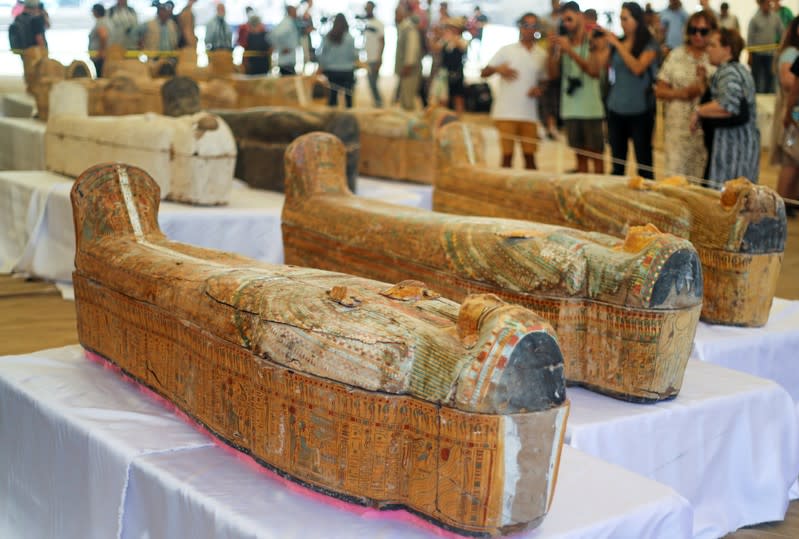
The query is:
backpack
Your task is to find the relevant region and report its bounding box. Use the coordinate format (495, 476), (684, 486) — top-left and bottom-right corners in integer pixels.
(8, 13), (33, 52)
(464, 82), (492, 112)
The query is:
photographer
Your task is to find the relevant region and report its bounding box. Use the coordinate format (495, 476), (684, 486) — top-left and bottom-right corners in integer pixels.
(597, 2), (659, 178)
(548, 1), (605, 173)
(480, 12), (548, 170)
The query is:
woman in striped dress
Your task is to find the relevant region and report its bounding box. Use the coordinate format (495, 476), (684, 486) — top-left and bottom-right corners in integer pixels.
(691, 28), (759, 188)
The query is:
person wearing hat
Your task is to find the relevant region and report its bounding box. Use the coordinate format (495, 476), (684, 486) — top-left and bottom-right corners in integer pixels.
(140, 2), (179, 54)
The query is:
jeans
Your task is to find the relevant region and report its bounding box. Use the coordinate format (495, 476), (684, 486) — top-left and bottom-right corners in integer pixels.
(607, 109), (655, 178)
(324, 70), (354, 108)
(367, 61), (382, 107)
(751, 53), (775, 94)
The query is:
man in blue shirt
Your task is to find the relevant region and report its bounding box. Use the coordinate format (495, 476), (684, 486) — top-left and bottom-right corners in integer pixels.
(659, 0), (687, 54)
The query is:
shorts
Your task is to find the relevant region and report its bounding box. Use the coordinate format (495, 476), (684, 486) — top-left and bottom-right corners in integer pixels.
(564, 118), (605, 154)
(494, 120), (538, 156)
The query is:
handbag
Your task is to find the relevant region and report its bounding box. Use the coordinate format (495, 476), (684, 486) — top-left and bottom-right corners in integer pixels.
(782, 124), (799, 162)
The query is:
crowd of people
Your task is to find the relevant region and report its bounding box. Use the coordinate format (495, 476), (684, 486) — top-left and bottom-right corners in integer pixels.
(479, 0), (798, 201)
(8, 0), (799, 198)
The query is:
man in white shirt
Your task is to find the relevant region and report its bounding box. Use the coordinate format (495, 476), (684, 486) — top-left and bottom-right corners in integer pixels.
(363, 1), (384, 107)
(480, 12), (548, 169)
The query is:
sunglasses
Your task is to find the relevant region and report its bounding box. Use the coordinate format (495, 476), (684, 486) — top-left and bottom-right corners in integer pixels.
(687, 26), (710, 36)
(519, 22), (539, 29)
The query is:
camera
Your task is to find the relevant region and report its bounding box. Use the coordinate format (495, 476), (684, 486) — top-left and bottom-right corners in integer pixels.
(565, 76), (583, 96)
(558, 23), (568, 36)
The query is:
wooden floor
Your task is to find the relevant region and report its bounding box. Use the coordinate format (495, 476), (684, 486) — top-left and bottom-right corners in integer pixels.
(0, 130), (797, 538)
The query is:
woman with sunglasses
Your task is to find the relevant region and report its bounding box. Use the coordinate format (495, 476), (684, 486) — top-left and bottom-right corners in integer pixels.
(654, 10), (716, 179)
(771, 16), (799, 216)
(598, 2), (659, 178)
(690, 28), (759, 188)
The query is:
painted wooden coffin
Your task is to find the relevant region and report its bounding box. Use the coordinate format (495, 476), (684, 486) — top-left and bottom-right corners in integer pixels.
(70, 163), (569, 537)
(351, 107), (457, 184)
(230, 74), (317, 109)
(434, 122), (786, 327)
(213, 107), (359, 192)
(45, 81), (235, 205)
(282, 133), (704, 403)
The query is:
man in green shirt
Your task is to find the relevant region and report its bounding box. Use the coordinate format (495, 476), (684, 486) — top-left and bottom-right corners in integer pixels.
(548, 1), (606, 173)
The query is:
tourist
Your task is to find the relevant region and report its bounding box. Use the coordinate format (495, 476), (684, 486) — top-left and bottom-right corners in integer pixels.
(718, 2), (739, 31)
(272, 5), (301, 75)
(659, 0), (688, 55)
(236, 6), (254, 48)
(600, 2), (659, 178)
(11, 0), (47, 51)
(108, 0), (138, 50)
(655, 10), (716, 177)
(548, 1), (606, 173)
(747, 0), (784, 93)
(771, 17), (799, 215)
(394, 5), (422, 111)
(243, 14), (270, 75)
(205, 3), (232, 51)
(140, 2), (179, 53)
(691, 28), (759, 187)
(482, 12), (548, 169)
(317, 13), (357, 108)
(540, 0), (562, 140)
(89, 3), (110, 77)
(362, 1), (385, 107)
(430, 17), (468, 113)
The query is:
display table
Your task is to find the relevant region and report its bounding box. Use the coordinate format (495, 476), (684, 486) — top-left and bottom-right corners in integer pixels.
(0, 171), (433, 286)
(0, 172), (285, 283)
(0, 117), (45, 170)
(0, 345), (693, 539)
(692, 298), (799, 407)
(566, 360), (799, 539)
(0, 92), (36, 118)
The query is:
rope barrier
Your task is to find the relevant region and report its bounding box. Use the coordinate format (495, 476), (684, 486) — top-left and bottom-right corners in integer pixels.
(484, 128), (799, 207)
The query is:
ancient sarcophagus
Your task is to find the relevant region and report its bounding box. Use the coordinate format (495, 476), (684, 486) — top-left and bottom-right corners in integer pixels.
(213, 107), (359, 192)
(283, 133), (704, 402)
(352, 107), (457, 184)
(434, 123), (786, 327)
(71, 162), (569, 537)
(45, 81), (235, 205)
(230, 74), (316, 109)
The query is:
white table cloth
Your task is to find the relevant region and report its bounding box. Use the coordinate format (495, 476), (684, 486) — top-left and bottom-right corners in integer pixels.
(0, 116), (45, 171)
(0, 345), (692, 539)
(692, 298), (799, 407)
(566, 360), (799, 539)
(0, 346), (693, 539)
(0, 171), (433, 287)
(0, 92), (35, 118)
